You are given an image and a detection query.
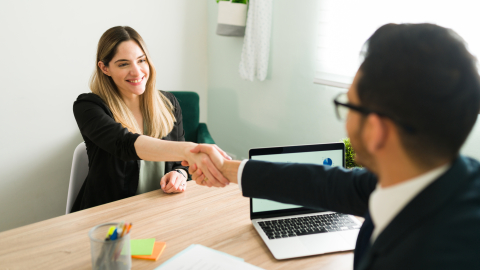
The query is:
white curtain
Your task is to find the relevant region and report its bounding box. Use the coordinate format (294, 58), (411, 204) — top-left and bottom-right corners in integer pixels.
(239, 0), (273, 82)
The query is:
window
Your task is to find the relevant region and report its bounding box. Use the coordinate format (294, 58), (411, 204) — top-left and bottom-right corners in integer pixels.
(315, 0), (480, 88)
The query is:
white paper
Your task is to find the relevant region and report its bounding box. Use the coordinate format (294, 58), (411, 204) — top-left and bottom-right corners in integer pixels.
(155, 244), (264, 270)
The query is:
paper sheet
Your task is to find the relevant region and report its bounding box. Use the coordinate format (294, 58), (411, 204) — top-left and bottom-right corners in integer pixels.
(155, 244), (263, 270)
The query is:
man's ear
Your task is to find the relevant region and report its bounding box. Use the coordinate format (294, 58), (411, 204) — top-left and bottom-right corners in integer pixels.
(363, 114), (388, 153)
(98, 61), (111, 76)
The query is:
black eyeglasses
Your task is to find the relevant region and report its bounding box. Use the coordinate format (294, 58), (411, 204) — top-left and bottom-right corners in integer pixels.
(333, 93), (416, 134)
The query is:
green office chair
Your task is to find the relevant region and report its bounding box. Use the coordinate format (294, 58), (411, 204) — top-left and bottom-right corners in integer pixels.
(170, 91), (215, 144)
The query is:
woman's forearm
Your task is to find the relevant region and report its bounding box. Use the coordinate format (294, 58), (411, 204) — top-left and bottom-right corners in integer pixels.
(134, 135), (196, 162)
(136, 137), (230, 186)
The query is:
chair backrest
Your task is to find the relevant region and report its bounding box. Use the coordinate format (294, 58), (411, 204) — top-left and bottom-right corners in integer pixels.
(66, 142), (88, 214)
(170, 91), (200, 142)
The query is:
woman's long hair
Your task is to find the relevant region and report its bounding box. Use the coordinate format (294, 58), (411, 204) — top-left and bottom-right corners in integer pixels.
(90, 26), (175, 138)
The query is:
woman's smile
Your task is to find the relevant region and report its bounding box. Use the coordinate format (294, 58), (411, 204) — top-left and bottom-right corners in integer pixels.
(126, 76), (145, 85)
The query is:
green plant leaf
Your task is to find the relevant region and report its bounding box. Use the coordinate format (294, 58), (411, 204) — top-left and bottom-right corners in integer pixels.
(341, 138), (362, 169)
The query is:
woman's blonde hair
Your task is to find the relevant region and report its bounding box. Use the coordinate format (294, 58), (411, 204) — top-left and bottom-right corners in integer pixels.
(90, 26), (175, 138)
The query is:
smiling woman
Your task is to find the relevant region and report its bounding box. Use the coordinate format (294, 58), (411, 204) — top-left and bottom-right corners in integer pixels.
(92, 27), (174, 138)
(71, 26), (230, 212)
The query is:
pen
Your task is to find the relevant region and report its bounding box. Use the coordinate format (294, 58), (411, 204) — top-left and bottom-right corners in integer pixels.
(96, 226), (116, 270)
(117, 221), (125, 237)
(113, 223), (132, 260)
(111, 222), (125, 262)
(110, 228), (118, 241)
(105, 226), (116, 240)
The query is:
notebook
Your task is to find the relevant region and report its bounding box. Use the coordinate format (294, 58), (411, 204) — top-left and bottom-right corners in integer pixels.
(249, 143), (361, 260)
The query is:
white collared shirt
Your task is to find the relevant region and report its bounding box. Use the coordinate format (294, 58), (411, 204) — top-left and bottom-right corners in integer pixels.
(369, 164), (449, 242)
(237, 159), (450, 243)
(237, 159), (249, 192)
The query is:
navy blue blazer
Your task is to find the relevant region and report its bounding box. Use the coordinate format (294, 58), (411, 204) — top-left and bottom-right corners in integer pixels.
(242, 156), (480, 269)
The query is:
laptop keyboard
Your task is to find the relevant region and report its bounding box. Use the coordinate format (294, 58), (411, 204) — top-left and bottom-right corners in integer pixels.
(258, 213), (361, 240)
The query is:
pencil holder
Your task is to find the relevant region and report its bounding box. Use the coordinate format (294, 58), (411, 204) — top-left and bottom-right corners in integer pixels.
(89, 222), (131, 270)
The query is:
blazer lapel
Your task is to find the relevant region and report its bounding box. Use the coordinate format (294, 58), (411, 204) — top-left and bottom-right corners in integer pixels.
(356, 156), (470, 270)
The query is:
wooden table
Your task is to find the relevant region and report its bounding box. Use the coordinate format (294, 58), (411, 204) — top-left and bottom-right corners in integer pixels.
(0, 182), (354, 269)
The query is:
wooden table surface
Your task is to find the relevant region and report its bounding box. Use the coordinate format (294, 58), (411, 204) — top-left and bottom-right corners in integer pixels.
(0, 181), (354, 270)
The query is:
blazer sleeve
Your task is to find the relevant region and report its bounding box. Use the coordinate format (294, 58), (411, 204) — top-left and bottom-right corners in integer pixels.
(242, 160), (377, 216)
(73, 94), (141, 161)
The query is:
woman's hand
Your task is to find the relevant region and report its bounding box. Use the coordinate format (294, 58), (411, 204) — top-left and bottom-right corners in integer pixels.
(160, 170), (187, 193)
(182, 144), (231, 187)
(181, 144), (230, 187)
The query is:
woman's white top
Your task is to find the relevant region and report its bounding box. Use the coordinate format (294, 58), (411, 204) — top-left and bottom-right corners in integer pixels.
(136, 160), (166, 195)
(136, 125), (166, 195)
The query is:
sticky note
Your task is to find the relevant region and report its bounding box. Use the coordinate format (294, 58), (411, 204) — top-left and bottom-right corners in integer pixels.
(130, 238), (156, 255)
(132, 242), (166, 261)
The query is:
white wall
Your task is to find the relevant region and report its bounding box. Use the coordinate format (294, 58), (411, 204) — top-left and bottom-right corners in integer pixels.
(0, 0), (208, 232)
(206, 0), (347, 160)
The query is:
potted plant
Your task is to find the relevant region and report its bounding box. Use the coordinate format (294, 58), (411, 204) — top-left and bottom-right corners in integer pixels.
(216, 0), (248, 36)
(342, 138), (362, 169)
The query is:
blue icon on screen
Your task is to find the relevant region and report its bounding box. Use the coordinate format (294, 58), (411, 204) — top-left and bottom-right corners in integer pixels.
(323, 158), (333, 166)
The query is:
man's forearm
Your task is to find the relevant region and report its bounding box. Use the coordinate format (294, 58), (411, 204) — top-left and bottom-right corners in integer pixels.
(222, 160), (241, 184)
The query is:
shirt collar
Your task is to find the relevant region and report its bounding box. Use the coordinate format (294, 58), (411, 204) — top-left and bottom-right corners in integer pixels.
(369, 163), (450, 242)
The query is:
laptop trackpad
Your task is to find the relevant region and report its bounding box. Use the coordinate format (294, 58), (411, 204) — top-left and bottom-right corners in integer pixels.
(300, 233), (350, 253)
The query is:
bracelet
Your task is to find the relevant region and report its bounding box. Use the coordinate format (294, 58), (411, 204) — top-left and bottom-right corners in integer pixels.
(175, 169), (187, 179)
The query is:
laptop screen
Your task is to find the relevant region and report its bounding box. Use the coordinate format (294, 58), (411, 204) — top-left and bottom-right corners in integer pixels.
(249, 143), (345, 219)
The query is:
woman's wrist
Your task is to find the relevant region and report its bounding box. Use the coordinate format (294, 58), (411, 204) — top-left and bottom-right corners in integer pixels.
(182, 142), (197, 160)
(175, 169), (187, 179)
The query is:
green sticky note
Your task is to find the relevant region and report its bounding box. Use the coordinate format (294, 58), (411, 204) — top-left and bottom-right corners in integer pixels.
(130, 238), (156, 256)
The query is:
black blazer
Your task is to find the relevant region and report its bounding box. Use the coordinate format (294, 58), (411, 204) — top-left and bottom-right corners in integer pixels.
(71, 91), (188, 212)
(242, 156), (480, 269)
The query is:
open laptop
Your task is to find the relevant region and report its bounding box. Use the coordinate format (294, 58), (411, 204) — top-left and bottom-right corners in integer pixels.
(249, 143), (362, 260)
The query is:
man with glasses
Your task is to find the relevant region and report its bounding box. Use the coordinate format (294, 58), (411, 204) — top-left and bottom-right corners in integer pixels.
(185, 23), (480, 269)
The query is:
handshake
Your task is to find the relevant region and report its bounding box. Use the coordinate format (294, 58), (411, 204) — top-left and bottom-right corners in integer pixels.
(181, 144), (240, 187)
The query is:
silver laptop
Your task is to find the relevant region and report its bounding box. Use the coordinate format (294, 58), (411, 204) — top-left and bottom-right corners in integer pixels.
(249, 143), (361, 260)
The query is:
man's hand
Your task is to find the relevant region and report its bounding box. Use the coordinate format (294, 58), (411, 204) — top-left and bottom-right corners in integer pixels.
(181, 144), (230, 187)
(182, 144), (240, 187)
(182, 144), (231, 187)
(160, 170), (187, 193)
(186, 159), (241, 186)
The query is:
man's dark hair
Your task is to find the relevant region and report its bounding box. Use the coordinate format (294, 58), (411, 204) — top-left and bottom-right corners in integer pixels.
(358, 23), (480, 167)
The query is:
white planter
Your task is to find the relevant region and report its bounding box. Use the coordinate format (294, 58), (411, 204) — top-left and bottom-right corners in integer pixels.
(216, 0), (248, 36)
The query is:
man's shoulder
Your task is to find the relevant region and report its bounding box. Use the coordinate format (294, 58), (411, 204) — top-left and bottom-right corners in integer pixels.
(427, 155), (480, 234)
(460, 155), (480, 172)
(455, 155), (480, 190)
